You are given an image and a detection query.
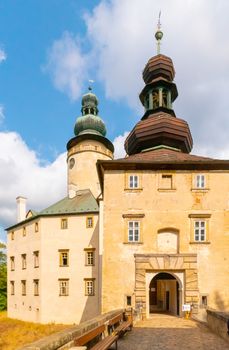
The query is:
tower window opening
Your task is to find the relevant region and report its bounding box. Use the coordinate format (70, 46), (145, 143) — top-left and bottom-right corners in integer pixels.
(162, 89), (167, 107)
(153, 90), (159, 108)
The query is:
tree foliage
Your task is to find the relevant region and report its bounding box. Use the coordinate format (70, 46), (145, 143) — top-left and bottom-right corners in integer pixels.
(0, 242), (7, 310)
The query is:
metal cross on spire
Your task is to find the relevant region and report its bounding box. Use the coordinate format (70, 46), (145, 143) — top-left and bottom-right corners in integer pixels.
(155, 11), (163, 55)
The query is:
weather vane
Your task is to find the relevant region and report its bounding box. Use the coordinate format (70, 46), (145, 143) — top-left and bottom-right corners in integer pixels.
(155, 11), (163, 55)
(88, 79), (95, 91)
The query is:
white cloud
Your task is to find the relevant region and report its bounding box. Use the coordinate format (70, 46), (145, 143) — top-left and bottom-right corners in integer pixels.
(113, 131), (129, 159)
(0, 132), (66, 229)
(0, 105), (5, 124)
(45, 0), (229, 158)
(44, 32), (90, 100)
(0, 48), (6, 63)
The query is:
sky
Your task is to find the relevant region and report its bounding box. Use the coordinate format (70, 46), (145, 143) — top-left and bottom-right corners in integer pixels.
(1, 0), (229, 241)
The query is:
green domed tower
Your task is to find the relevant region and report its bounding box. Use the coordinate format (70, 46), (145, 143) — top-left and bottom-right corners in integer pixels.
(67, 88), (114, 198)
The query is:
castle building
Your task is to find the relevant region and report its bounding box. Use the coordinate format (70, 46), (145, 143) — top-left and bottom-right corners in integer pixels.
(7, 29), (229, 324)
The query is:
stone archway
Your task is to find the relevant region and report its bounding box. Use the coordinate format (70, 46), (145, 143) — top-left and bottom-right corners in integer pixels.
(134, 254), (198, 319)
(148, 272), (182, 316)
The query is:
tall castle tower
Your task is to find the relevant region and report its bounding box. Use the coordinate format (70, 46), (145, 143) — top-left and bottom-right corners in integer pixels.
(66, 88), (114, 198)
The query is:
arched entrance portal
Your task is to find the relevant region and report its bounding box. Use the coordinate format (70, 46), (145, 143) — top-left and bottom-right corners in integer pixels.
(149, 272), (180, 316)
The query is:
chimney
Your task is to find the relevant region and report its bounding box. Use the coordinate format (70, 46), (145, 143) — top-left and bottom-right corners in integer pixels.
(16, 196), (27, 223)
(68, 184), (77, 199)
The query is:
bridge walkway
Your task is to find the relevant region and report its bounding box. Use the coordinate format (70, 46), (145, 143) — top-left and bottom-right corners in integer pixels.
(118, 314), (228, 350)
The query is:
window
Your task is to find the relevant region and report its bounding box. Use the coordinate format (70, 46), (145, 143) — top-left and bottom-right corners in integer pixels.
(129, 175), (139, 189)
(35, 222), (39, 232)
(22, 227), (26, 236)
(196, 175), (205, 189)
(33, 251), (39, 268)
(10, 256), (15, 271)
(200, 295), (208, 308)
(194, 221), (206, 241)
(85, 250), (95, 266)
(161, 174), (172, 189)
(59, 250), (69, 267)
(59, 279), (69, 296)
(21, 254), (26, 269)
(10, 281), (15, 295)
(34, 279), (39, 296)
(86, 216), (93, 228)
(21, 280), (26, 296)
(11, 231), (14, 240)
(128, 221), (140, 242)
(85, 279), (95, 296)
(126, 296), (132, 306)
(61, 218), (68, 229)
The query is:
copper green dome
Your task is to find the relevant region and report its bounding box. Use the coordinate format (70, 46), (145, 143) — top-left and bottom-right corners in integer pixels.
(74, 88), (106, 137)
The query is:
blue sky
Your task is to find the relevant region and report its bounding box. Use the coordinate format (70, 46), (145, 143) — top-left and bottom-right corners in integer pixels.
(1, 0), (229, 241)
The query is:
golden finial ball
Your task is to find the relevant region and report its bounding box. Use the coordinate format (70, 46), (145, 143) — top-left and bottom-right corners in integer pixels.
(155, 30), (163, 41)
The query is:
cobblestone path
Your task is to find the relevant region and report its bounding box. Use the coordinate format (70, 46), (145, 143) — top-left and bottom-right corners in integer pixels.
(118, 314), (229, 350)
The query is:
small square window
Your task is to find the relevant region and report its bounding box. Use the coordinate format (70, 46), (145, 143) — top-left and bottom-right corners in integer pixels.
(86, 216), (93, 228)
(21, 254), (26, 269)
(10, 281), (15, 295)
(21, 280), (26, 296)
(196, 175), (205, 189)
(85, 279), (95, 296)
(59, 250), (69, 266)
(129, 175), (139, 188)
(35, 222), (39, 232)
(59, 279), (69, 296)
(194, 221), (206, 241)
(61, 218), (68, 229)
(128, 221), (140, 242)
(33, 251), (39, 268)
(10, 256), (15, 271)
(22, 227), (26, 236)
(34, 279), (39, 296)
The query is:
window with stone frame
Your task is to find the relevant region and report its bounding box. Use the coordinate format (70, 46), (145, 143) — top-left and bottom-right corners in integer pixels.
(10, 281), (15, 295)
(10, 256), (15, 271)
(34, 279), (39, 296)
(21, 254), (26, 269)
(33, 251), (39, 268)
(194, 221), (206, 241)
(86, 216), (93, 228)
(21, 280), (26, 295)
(59, 250), (69, 267)
(61, 218), (68, 229)
(196, 174), (205, 189)
(59, 279), (69, 296)
(85, 249), (95, 266)
(84, 278), (95, 296)
(129, 175), (139, 189)
(128, 221), (140, 242)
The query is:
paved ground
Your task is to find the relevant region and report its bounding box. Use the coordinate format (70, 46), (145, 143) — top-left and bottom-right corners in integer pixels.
(117, 314), (229, 350)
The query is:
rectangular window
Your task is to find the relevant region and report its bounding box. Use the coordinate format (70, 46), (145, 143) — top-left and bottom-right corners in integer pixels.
(86, 216), (93, 228)
(128, 221), (140, 242)
(11, 231), (14, 240)
(59, 250), (69, 267)
(35, 222), (39, 232)
(86, 251), (94, 266)
(33, 251), (39, 268)
(196, 175), (205, 188)
(21, 254), (26, 269)
(200, 295), (208, 308)
(59, 279), (69, 296)
(161, 174), (173, 189)
(21, 280), (26, 295)
(10, 256), (15, 271)
(126, 296), (132, 306)
(85, 279), (95, 296)
(34, 279), (39, 296)
(194, 221), (206, 241)
(22, 227), (26, 236)
(10, 281), (15, 295)
(61, 218), (68, 229)
(129, 175), (139, 188)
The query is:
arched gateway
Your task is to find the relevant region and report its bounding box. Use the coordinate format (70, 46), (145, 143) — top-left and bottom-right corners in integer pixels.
(149, 272), (181, 316)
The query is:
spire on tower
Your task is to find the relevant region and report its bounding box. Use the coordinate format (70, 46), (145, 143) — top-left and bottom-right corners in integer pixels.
(155, 11), (163, 55)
